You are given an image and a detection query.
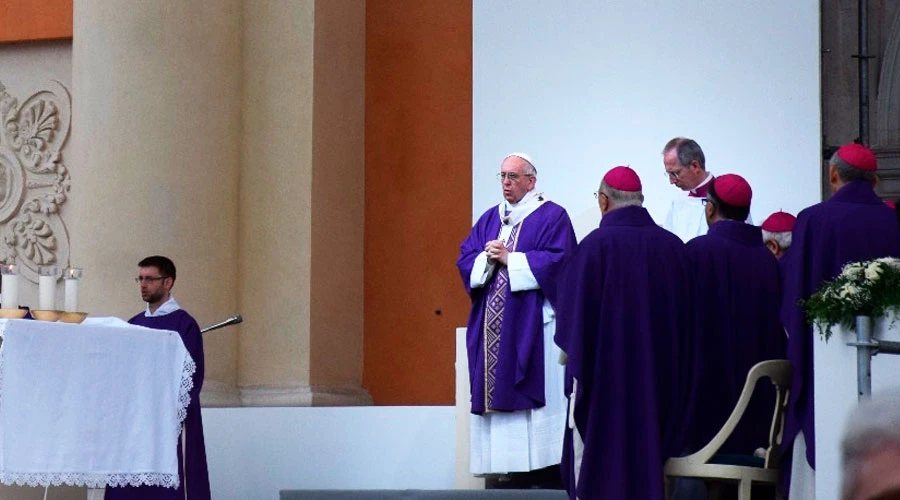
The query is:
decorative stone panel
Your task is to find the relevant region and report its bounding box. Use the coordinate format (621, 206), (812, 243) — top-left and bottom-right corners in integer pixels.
(0, 80), (71, 283)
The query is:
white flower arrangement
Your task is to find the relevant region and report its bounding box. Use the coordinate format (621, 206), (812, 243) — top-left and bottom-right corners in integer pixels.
(804, 257), (900, 341)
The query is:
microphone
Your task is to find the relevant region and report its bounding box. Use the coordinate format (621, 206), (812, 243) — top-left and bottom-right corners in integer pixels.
(201, 314), (243, 334)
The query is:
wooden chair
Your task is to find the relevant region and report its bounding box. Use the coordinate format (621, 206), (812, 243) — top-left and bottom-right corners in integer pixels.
(664, 359), (793, 500)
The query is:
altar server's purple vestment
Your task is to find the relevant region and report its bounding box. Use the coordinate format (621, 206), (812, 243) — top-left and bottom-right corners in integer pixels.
(457, 201), (576, 414)
(554, 206), (692, 500)
(685, 220), (786, 455)
(105, 309), (211, 500)
(781, 180), (900, 471)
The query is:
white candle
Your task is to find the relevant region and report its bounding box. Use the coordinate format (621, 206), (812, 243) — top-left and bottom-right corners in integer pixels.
(2, 273), (18, 310)
(65, 278), (78, 312)
(39, 275), (55, 310)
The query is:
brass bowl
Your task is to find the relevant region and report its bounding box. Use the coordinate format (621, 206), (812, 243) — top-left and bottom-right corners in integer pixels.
(59, 311), (88, 324)
(31, 309), (63, 322)
(0, 308), (28, 319)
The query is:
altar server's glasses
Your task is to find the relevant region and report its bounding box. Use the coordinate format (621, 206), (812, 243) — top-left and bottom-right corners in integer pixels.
(134, 276), (168, 283)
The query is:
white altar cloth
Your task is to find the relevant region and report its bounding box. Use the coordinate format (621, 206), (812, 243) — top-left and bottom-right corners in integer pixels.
(0, 318), (194, 488)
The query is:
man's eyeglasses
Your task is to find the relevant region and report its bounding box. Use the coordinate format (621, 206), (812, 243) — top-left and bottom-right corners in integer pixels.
(701, 198), (713, 206)
(135, 276), (168, 283)
(497, 172), (533, 182)
(664, 169), (682, 180)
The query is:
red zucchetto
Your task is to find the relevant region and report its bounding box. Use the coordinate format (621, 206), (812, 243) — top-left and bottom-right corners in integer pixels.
(603, 166), (642, 192)
(713, 174), (752, 208)
(836, 143), (877, 172)
(761, 211), (796, 232)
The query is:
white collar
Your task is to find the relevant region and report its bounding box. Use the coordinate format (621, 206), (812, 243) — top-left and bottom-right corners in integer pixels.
(145, 296), (181, 317)
(690, 172), (714, 195)
(499, 190), (546, 226)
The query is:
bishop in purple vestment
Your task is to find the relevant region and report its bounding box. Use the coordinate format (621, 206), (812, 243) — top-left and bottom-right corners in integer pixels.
(554, 167), (692, 500)
(457, 153), (576, 473)
(106, 256), (211, 500)
(781, 144), (900, 486)
(684, 175), (786, 456)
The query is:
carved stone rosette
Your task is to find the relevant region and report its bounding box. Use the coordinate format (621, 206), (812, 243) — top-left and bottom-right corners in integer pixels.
(0, 81), (72, 283)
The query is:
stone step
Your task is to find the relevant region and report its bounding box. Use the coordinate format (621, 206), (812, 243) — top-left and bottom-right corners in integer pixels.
(280, 490), (569, 500)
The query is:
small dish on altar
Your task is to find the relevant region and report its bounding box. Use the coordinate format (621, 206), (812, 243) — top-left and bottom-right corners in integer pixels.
(0, 308), (28, 319)
(31, 309), (63, 322)
(59, 311), (88, 324)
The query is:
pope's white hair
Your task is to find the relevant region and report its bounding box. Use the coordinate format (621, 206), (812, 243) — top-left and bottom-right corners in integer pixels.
(762, 230), (792, 249)
(504, 152), (537, 176)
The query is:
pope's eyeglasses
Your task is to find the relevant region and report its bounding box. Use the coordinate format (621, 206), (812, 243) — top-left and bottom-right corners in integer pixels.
(497, 172), (532, 182)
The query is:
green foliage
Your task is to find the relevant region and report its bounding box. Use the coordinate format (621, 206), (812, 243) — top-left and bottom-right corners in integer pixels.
(803, 258), (900, 341)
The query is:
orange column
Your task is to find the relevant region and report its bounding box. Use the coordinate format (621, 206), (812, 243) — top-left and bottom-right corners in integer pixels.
(364, 0), (473, 405)
(0, 0), (73, 42)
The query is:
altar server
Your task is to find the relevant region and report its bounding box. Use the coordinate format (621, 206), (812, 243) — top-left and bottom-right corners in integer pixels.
(106, 256), (211, 500)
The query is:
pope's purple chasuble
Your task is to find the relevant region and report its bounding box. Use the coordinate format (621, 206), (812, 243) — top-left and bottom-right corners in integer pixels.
(457, 201), (576, 415)
(482, 223), (521, 410)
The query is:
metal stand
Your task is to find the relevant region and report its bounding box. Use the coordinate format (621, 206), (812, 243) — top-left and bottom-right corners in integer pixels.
(846, 315), (900, 401)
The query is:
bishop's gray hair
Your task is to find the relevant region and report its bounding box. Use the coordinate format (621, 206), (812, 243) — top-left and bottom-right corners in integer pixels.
(599, 181), (644, 208)
(761, 229), (792, 250)
(830, 151), (876, 184)
(841, 390), (900, 499)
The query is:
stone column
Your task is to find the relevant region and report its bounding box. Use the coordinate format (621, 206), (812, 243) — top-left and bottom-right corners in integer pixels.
(69, 0), (367, 407)
(309, 0), (367, 403)
(69, 0), (242, 404)
(238, 0), (368, 406)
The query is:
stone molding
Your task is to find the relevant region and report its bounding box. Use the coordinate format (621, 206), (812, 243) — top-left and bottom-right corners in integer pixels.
(238, 384), (373, 407)
(0, 80), (71, 283)
(875, 6), (900, 147)
(200, 379), (243, 408)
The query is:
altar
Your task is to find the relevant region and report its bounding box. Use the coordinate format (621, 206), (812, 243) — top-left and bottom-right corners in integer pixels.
(0, 317), (193, 491)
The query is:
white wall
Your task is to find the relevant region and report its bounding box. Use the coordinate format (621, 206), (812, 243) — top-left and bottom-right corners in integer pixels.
(204, 407), (456, 500)
(814, 316), (900, 500)
(473, 1), (821, 238)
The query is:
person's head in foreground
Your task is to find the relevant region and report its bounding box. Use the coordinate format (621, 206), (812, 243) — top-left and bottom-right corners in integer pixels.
(842, 390), (900, 500)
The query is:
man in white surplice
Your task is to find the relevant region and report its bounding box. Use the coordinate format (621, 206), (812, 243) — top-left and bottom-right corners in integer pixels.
(662, 137), (715, 242)
(457, 152), (577, 476)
